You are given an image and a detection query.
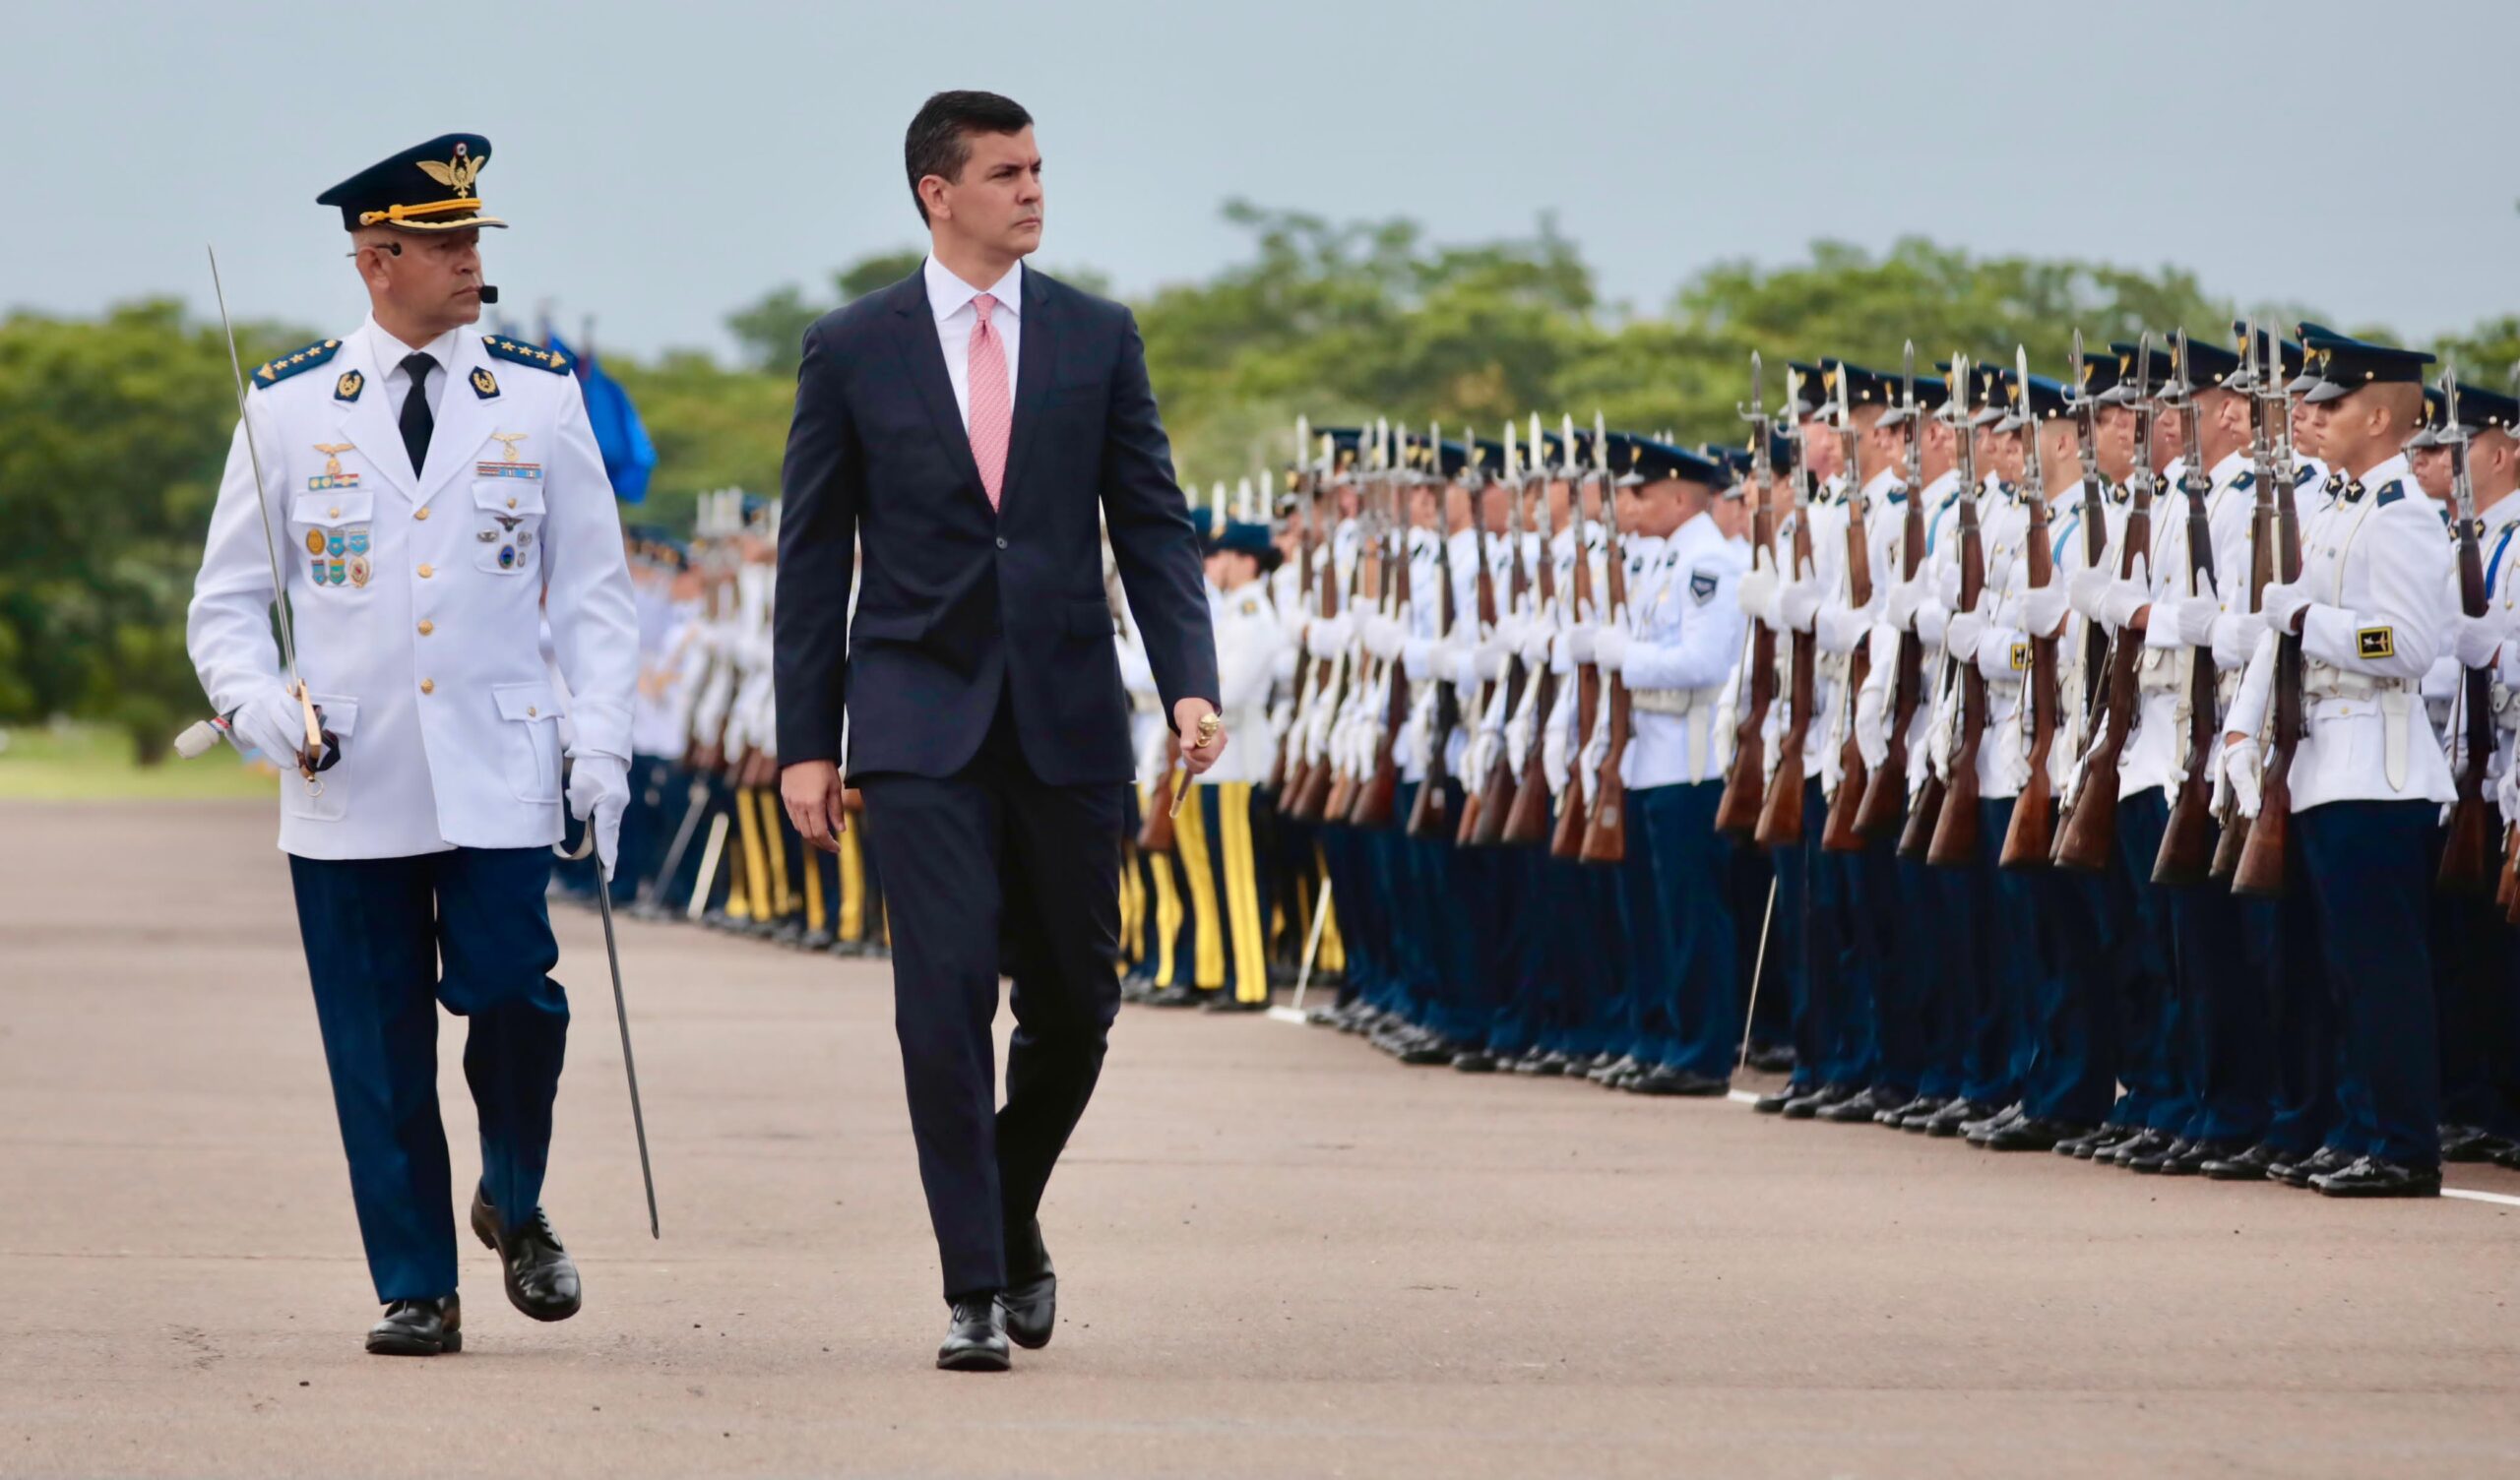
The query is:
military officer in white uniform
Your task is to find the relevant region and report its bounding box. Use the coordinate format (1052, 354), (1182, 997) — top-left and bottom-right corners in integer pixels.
(185, 135), (639, 1353)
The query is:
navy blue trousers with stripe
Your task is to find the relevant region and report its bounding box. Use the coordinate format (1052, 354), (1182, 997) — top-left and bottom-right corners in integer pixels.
(287, 846), (570, 1304)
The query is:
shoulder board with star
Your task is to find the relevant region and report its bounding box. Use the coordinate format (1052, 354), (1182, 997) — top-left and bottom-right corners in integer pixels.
(2232, 470), (2256, 492)
(2294, 464), (2319, 489)
(482, 336), (573, 374)
(250, 338), (344, 391)
(2374, 481), (2406, 508)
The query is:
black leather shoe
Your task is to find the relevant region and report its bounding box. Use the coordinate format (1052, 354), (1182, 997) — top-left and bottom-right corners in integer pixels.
(2159, 1138), (2241, 1176)
(1782, 1082), (1855, 1120)
(1398, 1033), (1462, 1067)
(937, 1299), (1011, 1371)
(997, 1272), (1056, 1350)
(2126, 1136), (2194, 1175)
(1752, 1081), (1811, 1115)
(1588, 1054), (1641, 1085)
(1922, 1097), (1992, 1138)
(1815, 1086), (1898, 1124)
(2277, 1145), (2353, 1189)
(366, 1295), (461, 1356)
(2199, 1141), (2285, 1181)
(1626, 1067), (1732, 1097)
(1451, 1049), (1498, 1073)
(2106, 1129), (2174, 1168)
(2054, 1126), (2124, 1160)
(1978, 1116), (2089, 1152)
(2440, 1125), (2497, 1163)
(1745, 1043), (1798, 1076)
(1145, 984), (1203, 1009)
(1202, 995), (1272, 1014)
(1879, 1094), (1942, 1128)
(2491, 1138), (2520, 1172)
(2312, 1155), (2442, 1199)
(471, 1188), (581, 1323)
(1961, 1103), (2024, 1142)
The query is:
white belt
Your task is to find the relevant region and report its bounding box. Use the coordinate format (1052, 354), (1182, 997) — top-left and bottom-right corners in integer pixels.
(2304, 662), (2416, 789)
(1629, 686), (1721, 716)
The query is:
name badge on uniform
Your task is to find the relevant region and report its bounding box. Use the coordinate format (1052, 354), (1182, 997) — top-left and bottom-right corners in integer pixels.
(2010, 642), (2029, 672)
(2358, 627), (2395, 659)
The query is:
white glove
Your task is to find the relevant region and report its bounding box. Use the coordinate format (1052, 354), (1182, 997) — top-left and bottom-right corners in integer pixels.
(2212, 609), (2269, 670)
(1737, 566), (1780, 625)
(2452, 611), (2504, 671)
(1946, 610), (1987, 662)
(1307, 612), (1354, 657)
(1493, 614), (1530, 659)
(1855, 683), (1889, 770)
(1401, 637), (1435, 682)
(1521, 619), (1554, 667)
(2174, 593), (2223, 648)
(2100, 575), (2152, 631)
(1363, 613), (1406, 661)
(228, 684), (315, 769)
(1776, 577), (1823, 633)
(2221, 740), (2262, 820)
(2020, 581), (2070, 639)
(1592, 626), (1631, 674)
(567, 752), (631, 877)
(1936, 560), (1964, 610)
(2258, 579), (2312, 637)
(2497, 762), (2520, 826)
(1470, 636), (1507, 681)
(2066, 567), (2111, 622)
(1568, 625), (1597, 664)
(1885, 576), (1923, 631)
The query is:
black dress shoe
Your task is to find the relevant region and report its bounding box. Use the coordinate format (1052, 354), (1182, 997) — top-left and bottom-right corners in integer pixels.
(366, 1295), (461, 1356)
(2313, 1155), (2442, 1199)
(1978, 1116), (2089, 1152)
(1520, 1050), (1572, 1078)
(1451, 1049), (1498, 1073)
(2126, 1136), (2194, 1175)
(2106, 1129), (2174, 1168)
(1815, 1086), (1897, 1124)
(1960, 1103), (2024, 1141)
(2053, 1126), (2120, 1159)
(1201, 995), (1272, 1014)
(1398, 1034), (1462, 1067)
(471, 1188), (581, 1323)
(1879, 1094), (1942, 1128)
(997, 1272), (1056, 1350)
(1752, 1081), (1811, 1115)
(937, 1298), (1011, 1371)
(2277, 1145), (2353, 1189)
(1745, 1043), (1798, 1076)
(1145, 984), (1203, 1008)
(2440, 1125), (2495, 1163)
(1922, 1098), (1992, 1138)
(1588, 1054), (1640, 1085)
(1782, 1082), (1855, 1120)
(2200, 1141), (2288, 1181)
(2161, 1138), (2243, 1176)
(1626, 1067), (1732, 1097)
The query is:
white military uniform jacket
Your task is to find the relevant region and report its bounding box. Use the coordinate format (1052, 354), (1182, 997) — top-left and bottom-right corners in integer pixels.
(1206, 579), (1290, 785)
(1618, 511), (1745, 789)
(187, 318), (637, 860)
(2227, 455), (2455, 810)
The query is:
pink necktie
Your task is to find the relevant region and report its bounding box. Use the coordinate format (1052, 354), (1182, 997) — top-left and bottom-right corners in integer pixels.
(967, 293), (1011, 510)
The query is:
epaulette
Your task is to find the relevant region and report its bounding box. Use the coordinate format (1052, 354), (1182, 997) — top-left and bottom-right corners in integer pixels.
(2293, 463), (2319, 489)
(250, 338), (344, 390)
(2233, 470), (2256, 492)
(482, 335), (573, 374)
(2374, 481), (2406, 508)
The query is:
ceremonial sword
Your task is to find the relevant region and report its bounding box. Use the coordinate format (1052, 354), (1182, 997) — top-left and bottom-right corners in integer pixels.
(558, 801), (662, 1240)
(172, 247), (337, 785)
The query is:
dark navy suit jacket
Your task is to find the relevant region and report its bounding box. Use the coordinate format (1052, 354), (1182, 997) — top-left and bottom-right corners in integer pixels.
(773, 267), (1216, 786)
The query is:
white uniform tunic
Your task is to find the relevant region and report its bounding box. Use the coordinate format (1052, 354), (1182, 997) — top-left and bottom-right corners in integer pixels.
(1619, 511), (1745, 789)
(188, 319), (637, 859)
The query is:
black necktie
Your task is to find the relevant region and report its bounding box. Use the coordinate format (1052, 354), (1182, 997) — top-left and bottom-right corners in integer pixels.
(400, 351), (437, 472)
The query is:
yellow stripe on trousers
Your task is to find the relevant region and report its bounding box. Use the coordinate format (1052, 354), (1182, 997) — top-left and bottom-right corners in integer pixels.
(1217, 783), (1270, 1003)
(838, 821), (866, 942)
(1145, 783), (1183, 986)
(1315, 842), (1345, 974)
(802, 830), (826, 933)
(1174, 780), (1227, 990)
(732, 786), (770, 921)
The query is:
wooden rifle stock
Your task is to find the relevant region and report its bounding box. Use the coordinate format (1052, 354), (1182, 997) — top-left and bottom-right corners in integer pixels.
(1465, 497), (1524, 847)
(1551, 477), (1603, 858)
(1820, 479), (1874, 854)
(1579, 485), (1633, 865)
(1753, 487), (1815, 852)
(1717, 499), (1779, 838)
(1406, 497), (1462, 840)
(1925, 477), (1986, 869)
(1500, 479), (1563, 847)
(2232, 490), (2303, 898)
(2154, 463), (2227, 886)
(1136, 738), (1178, 852)
(1857, 483), (1926, 839)
(2000, 486), (2061, 870)
(2439, 407), (2493, 892)
(2052, 476), (2152, 872)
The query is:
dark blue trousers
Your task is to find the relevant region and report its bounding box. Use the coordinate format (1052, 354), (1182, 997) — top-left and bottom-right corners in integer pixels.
(288, 847), (570, 1304)
(2023, 859), (2119, 1127)
(1488, 850), (1555, 1057)
(2293, 802), (2441, 1165)
(1731, 843), (1789, 1053)
(1613, 790), (1677, 1065)
(2110, 792), (2186, 1131)
(1641, 782), (1743, 1078)
(1768, 781), (1820, 1089)
(2165, 871), (2278, 1145)
(1975, 798), (2037, 1106)
(1909, 857), (1971, 1101)
(2429, 825), (2520, 1138)
(1316, 826), (1378, 1008)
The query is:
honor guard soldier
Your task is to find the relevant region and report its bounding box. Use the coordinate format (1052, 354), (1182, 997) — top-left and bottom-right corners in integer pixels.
(2220, 332), (2453, 1197)
(186, 135), (640, 1353)
(1182, 521), (1291, 1010)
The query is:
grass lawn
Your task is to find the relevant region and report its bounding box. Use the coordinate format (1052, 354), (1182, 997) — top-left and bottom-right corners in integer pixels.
(0, 723), (278, 801)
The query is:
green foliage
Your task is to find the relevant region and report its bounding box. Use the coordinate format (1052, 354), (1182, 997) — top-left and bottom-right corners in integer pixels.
(5, 214), (2510, 771)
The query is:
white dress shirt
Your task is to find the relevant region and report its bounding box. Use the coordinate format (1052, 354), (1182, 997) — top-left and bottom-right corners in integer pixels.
(375, 316), (464, 427)
(923, 255), (1024, 428)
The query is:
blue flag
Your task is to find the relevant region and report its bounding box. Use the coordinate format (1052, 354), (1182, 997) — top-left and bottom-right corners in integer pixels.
(545, 328), (658, 505)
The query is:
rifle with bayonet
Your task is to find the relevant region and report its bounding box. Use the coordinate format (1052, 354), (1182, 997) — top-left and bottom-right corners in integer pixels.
(1551, 416), (1605, 858)
(2231, 342), (2304, 898)
(1901, 355), (1974, 858)
(1407, 427), (1463, 838)
(1322, 421), (1393, 824)
(1925, 354), (1986, 868)
(2001, 345), (2062, 868)
(1858, 342), (1926, 838)
(1351, 426), (1413, 829)
(2154, 331), (2226, 884)
(1462, 423), (1522, 846)
(2053, 332), (2159, 872)
(1820, 366), (1874, 853)
(2208, 330), (2281, 880)
(1270, 418), (1317, 798)
(1500, 416), (1563, 846)
(1717, 353), (1780, 837)
(1581, 413), (1633, 865)
(2439, 356), (2493, 892)
(1755, 374), (1819, 850)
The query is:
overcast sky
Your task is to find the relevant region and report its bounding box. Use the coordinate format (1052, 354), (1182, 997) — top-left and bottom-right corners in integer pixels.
(10, 0), (2513, 361)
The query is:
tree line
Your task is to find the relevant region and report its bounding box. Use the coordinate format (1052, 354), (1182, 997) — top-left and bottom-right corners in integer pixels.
(3, 204), (2512, 758)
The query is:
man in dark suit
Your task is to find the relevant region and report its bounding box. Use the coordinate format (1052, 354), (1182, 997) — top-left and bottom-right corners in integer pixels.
(774, 91), (1223, 1372)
